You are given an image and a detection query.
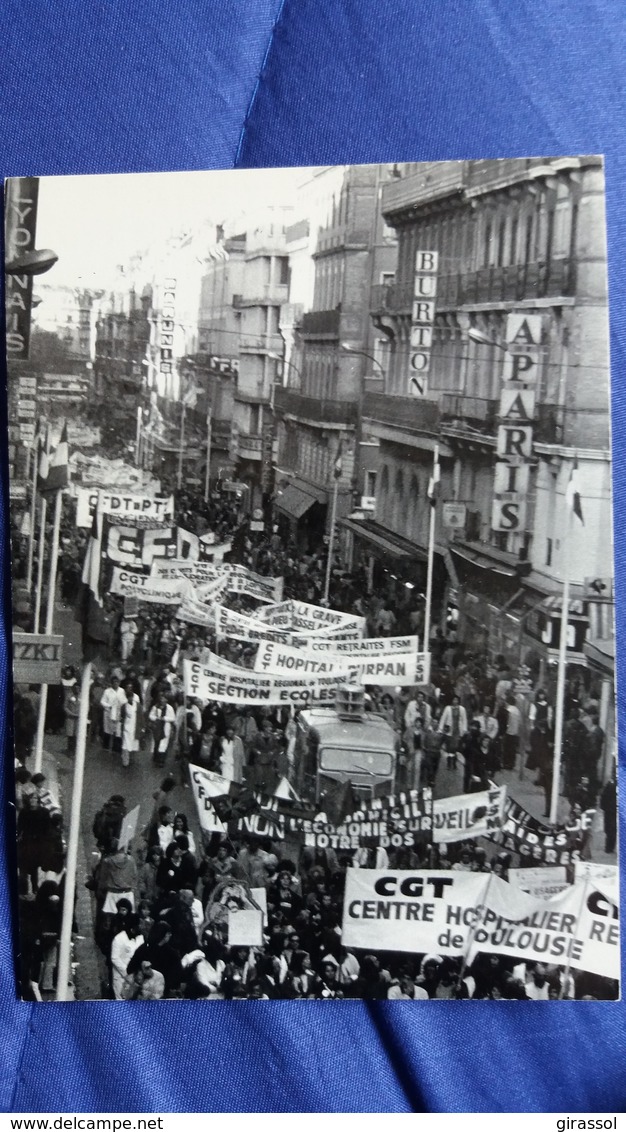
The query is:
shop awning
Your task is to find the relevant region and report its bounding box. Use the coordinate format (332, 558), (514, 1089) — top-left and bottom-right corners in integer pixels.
(340, 518), (421, 561)
(275, 483), (323, 520)
(450, 543), (518, 578)
(584, 637), (615, 673)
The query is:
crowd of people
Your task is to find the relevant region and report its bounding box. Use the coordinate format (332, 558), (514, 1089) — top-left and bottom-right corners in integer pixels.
(11, 476), (618, 1001)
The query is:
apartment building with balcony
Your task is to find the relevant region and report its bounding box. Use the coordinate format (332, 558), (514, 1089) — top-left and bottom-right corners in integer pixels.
(274, 164), (396, 550)
(228, 217), (291, 507)
(351, 157), (612, 729)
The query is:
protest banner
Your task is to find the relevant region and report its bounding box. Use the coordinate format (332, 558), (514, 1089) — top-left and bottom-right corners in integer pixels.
(253, 638), (427, 686)
(468, 873), (620, 979)
(485, 797), (595, 865)
(433, 785), (506, 844)
(183, 658), (349, 707)
(152, 560), (283, 602)
(508, 866), (569, 899)
(341, 868), (489, 954)
(188, 765), (228, 833)
(214, 604), (297, 645)
(117, 804), (140, 852)
(226, 572), (283, 603)
(104, 524), (178, 570)
(303, 634), (419, 655)
(110, 567), (190, 604)
(76, 488), (174, 528)
(573, 861), (619, 887)
(175, 600), (216, 628)
(258, 599), (365, 638)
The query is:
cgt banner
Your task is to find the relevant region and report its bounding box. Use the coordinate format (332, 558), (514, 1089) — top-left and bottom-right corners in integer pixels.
(300, 634), (419, 654)
(110, 568), (191, 604)
(152, 561), (283, 602)
(433, 785), (506, 844)
(253, 638), (427, 686)
(183, 657), (351, 707)
(342, 869), (489, 955)
(468, 873), (620, 980)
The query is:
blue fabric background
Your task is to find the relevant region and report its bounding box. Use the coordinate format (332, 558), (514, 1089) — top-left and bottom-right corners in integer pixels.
(1, 0), (625, 1113)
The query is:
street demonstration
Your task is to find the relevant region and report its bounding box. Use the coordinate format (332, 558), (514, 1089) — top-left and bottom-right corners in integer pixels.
(10, 448), (619, 1002)
(6, 161), (618, 1003)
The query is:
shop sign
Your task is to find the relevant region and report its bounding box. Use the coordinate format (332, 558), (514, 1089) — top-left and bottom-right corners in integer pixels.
(492, 313), (542, 535)
(442, 502), (467, 529)
(159, 277), (177, 375)
(5, 178), (39, 358)
(408, 250), (438, 398)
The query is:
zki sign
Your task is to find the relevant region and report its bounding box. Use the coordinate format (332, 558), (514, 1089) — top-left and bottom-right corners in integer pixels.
(408, 250), (438, 398)
(492, 313), (542, 535)
(13, 633), (64, 684)
(5, 178), (39, 359)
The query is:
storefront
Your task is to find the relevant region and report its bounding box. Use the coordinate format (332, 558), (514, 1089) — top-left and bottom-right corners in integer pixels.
(448, 544), (524, 667)
(273, 479), (328, 553)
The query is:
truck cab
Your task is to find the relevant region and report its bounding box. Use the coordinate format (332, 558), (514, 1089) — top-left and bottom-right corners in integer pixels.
(295, 685), (398, 805)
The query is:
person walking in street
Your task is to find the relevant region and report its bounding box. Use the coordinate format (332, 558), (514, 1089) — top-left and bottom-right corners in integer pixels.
(120, 681), (144, 769)
(148, 691), (176, 768)
(100, 676), (126, 754)
(502, 695), (522, 771)
(438, 695), (468, 768)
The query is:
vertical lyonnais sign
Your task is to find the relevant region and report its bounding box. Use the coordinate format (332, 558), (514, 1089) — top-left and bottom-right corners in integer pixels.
(5, 178), (39, 358)
(492, 313), (542, 535)
(409, 250), (438, 398)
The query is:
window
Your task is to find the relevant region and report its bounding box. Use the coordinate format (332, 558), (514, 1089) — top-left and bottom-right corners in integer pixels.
(497, 218), (506, 267)
(278, 257), (289, 285)
(484, 221), (492, 266)
(509, 217), (519, 265)
(380, 271), (395, 286)
(365, 470), (377, 497)
(546, 537), (553, 567)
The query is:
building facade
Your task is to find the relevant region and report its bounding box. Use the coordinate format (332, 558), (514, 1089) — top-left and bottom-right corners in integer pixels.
(347, 156), (613, 752)
(274, 164), (396, 551)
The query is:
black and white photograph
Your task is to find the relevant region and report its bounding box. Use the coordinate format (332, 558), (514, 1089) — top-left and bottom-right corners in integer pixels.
(5, 156), (619, 1003)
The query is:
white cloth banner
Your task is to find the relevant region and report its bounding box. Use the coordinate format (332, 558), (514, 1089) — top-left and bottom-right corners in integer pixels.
(76, 488), (174, 528)
(110, 567), (190, 604)
(342, 868), (489, 954)
(259, 598), (365, 636)
(253, 638), (424, 686)
(183, 657), (349, 707)
(469, 873), (620, 979)
(433, 785), (507, 843)
(188, 764), (228, 833)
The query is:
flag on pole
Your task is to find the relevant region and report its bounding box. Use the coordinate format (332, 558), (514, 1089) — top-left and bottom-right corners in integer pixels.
(41, 422), (70, 495)
(36, 425), (52, 492)
(566, 456), (584, 525)
(333, 438), (343, 480)
(427, 453), (441, 507)
(77, 499), (111, 660)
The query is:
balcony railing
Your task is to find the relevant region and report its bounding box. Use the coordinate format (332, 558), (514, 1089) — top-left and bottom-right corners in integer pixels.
(300, 308), (342, 337)
(237, 434), (263, 459)
(274, 386), (358, 425)
(370, 282), (414, 315)
(381, 163), (467, 217)
(440, 393), (498, 430)
(362, 391), (440, 434)
(232, 284), (289, 307)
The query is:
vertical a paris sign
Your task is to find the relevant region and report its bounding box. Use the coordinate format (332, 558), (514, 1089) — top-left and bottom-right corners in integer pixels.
(492, 313), (543, 542)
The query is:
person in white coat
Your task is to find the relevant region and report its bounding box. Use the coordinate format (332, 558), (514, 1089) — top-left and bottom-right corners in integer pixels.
(120, 683), (144, 768)
(110, 916), (144, 999)
(101, 677), (127, 754)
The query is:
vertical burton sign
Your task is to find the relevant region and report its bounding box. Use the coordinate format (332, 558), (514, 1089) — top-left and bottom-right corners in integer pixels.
(5, 178), (40, 359)
(492, 314), (542, 536)
(408, 250), (438, 398)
